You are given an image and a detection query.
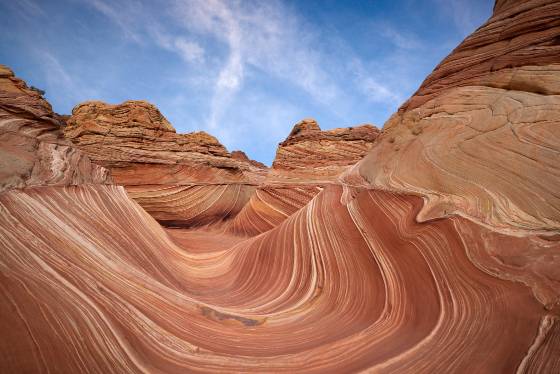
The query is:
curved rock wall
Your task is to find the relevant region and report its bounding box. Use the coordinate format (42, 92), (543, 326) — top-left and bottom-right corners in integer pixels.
(1, 0), (559, 372)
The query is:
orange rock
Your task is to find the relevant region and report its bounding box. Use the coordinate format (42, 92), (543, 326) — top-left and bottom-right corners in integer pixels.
(270, 118), (380, 182)
(64, 100), (267, 226)
(1, 0), (559, 372)
(0, 65), (111, 191)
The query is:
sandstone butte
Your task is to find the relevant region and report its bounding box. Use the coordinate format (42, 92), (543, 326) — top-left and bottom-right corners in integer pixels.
(0, 0), (559, 372)
(64, 101), (378, 229)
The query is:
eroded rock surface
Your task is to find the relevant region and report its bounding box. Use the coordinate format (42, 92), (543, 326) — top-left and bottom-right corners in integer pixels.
(0, 65), (111, 192)
(65, 100), (265, 184)
(342, 0), (560, 314)
(64, 100), (266, 226)
(0, 0), (559, 372)
(271, 118), (380, 182)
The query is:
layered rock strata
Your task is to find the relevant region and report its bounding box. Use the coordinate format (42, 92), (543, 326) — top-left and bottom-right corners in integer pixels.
(0, 184), (554, 373)
(222, 119), (379, 235)
(341, 0), (560, 311)
(1, 0), (559, 372)
(0, 65), (111, 191)
(64, 100), (266, 227)
(270, 118), (380, 182)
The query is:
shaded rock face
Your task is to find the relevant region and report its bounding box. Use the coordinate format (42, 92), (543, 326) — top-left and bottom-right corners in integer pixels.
(271, 118), (380, 181)
(1, 0), (560, 372)
(0, 65), (111, 192)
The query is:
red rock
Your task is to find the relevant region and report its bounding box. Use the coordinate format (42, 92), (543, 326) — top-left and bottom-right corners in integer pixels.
(64, 100), (266, 226)
(270, 118), (380, 182)
(0, 65), (111, 191)
(1, 0), (559, 372)
(231, 150), (267, 168)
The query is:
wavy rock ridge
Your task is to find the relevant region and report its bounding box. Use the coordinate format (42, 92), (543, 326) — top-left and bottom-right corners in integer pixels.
(1, 0), (560, 372)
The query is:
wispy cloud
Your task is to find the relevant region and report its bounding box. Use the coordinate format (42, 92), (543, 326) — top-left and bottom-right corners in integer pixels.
(433, 0), (491, 36)
(151, 30), (206, 64)
(39, 51), (98, 104)
(170, 0), (340, 130)
(1, 0), (493, 163)
(378, 24), (423, 50)
(88, 0), (143, 43)
(79, 0), (420, 151)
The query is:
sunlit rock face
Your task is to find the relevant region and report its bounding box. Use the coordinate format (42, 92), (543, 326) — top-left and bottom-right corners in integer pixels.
(1, 0), (560, 372)
(0, 65), (111, 191)
(65, 106), (378, 231)
(64, 100), (267, 227)
(359, 0), (560, 235)
(341, 0), (560, 321)
(270, 118), (380, 182)
(221, 118), (379, 236)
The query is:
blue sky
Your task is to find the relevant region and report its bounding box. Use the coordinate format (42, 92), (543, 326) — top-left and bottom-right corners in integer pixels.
(0, 0), (493, 165)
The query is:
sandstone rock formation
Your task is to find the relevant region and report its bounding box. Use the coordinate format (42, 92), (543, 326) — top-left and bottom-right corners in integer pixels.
(231, 150), (267, 169)
(0, 184), (551, 373)
(65, 100), (265, 184)
(64, 100), (266, 227)
(0, 65), (111, 191)
(270, 118), (380, 182)
(221, 118), (379, 236)
(1, 0), (559, 372)
(341, 0), (560, 311)
(364, 0), (560, 235)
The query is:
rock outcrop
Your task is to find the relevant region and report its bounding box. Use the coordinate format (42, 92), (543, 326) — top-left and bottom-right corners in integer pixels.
(221, 118), (380, 236)
(270, 118), (380, 181)
(343, 0), (560, 235)
(231, 150), (267, 169)
(342, 0), (560, 311)
(64, 100), (266, 227)
(0, 65), (111, 191)
(1, 0), (559, 372)
(65, 100), (265, 184)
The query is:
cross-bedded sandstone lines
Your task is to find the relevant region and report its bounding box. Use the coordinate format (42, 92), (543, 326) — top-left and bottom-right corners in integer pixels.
(1, 184), (554, 373)
(269, 118), (380, 183)
(343, 0), (560, 235)
(1, 0), (560, 371)
(126, 184), (256, 228)
(223, 185), (322, 236)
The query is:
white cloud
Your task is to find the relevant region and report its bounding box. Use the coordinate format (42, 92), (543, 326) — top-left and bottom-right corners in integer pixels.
(174, 38), (205, 63)
(434, 0), (491, 37)
(151, 30), (206, 64)
(170, 0), (340, 130)
(39, 51), (97, 104)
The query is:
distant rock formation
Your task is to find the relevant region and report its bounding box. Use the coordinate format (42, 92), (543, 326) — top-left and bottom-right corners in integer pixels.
(64, 100), (266, 227)
(223, 118), (380, 235)
(268, 118), (379, 183)
(0, 64), (111, 192)
(65, 100), (265, 184)
(64, 103), (377, 230)
(231, 150), (267, 169)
